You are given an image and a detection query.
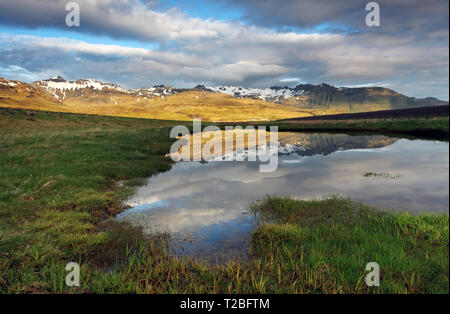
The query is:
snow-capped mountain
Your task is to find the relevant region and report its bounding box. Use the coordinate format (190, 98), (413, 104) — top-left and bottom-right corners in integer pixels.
(1, 76), (308, 122)
(2, 76), (447, 115)
(205, 85), (306, 102)
(35, 76), (128, 92)
(0, 77), (66, 109)
(32, 76), (130, 102)
(205, 83), (448, 112)
(205, 83), (349, 102)
(32, 76), (178, 102)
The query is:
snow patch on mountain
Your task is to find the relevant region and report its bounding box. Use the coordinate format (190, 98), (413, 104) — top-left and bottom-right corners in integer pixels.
(0, 81), (18, 87)
(0, 78), (20, 87)
(35, 76), (129, 93)
(130, 85), (177, 98)
(206, 86), (305, 101)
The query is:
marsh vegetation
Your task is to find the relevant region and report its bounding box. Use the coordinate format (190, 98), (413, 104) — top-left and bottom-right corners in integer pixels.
(0, 108), (448, 293)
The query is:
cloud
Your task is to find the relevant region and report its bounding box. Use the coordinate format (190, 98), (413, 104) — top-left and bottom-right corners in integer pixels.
(0, 0), (233, 42)
(280, 78), (301, 83)
(0, 1), (448, 99)
(213, 0), (449, 36)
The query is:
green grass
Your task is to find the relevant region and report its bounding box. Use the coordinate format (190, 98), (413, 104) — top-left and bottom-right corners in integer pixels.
(0, 107), (448, 293)
(274, 117), (449, 141)
(0, 108), (179, 292)
(250, 197), (448, 293)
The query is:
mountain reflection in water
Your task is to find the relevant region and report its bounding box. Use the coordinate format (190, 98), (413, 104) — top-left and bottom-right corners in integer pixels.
(119, 133), (449, 262)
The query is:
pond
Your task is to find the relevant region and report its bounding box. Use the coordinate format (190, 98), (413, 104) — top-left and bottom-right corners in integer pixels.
(118, 133), (449, 262)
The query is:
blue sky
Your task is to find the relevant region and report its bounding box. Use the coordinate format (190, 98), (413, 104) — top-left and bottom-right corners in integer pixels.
(0, 0), (448, 100)
(155, 0), (244, 20)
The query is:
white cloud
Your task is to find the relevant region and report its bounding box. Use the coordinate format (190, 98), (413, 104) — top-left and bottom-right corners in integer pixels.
(280, 78), (301, 83)
(0, 0), (448, 99)
(0, 0), (234, 42)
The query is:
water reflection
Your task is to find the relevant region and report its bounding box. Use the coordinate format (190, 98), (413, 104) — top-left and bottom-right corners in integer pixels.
(119, 133), (449, 261)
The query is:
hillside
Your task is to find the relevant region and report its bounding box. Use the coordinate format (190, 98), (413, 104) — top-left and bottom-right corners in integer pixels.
(206, 84), (448, 112)
(1, 76), (447, 121)
(0, 77), (64, 111)
(0, 77), (327, 122)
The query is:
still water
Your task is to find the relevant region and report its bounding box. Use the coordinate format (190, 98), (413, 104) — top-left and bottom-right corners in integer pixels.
(119, 133), (449, 261)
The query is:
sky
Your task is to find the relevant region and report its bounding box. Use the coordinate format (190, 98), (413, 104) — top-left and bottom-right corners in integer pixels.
(0, 0), (448, 100)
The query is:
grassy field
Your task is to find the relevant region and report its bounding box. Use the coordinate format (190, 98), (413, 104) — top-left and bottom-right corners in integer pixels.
(0, 108), (178, 292)
(275, 117), (449, 141)
(250, 197), (448, 294)
(0, 107), (448, 293)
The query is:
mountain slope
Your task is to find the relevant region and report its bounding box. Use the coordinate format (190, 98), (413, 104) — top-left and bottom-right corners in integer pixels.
(1, 77), (325, 122)
(1, 76), (447, 122)
(0, 77), (64, 111)
(206, 83), (448, 112)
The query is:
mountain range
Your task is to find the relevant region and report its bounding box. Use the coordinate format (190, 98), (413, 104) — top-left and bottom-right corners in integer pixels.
(0, 76), (321, 121)
(0, 76), (447, 121)
(203, 84), (448, 112)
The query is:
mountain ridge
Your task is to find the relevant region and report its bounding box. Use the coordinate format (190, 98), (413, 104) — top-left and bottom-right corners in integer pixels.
(24, 76), (450, 109)
(1, 76), (325, 122)
(204, 83), (448, 112)
(0, 76), (447, 121)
